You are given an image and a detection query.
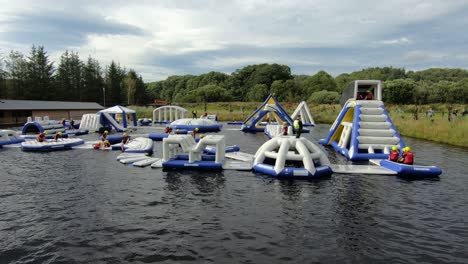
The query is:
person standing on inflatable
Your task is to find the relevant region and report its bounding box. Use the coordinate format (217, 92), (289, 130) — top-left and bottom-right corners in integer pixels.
(282, 122), (288, 136)
(293, 115), (303, 138)
(389, 146), (400, 162)
(69, 119), (75, 129)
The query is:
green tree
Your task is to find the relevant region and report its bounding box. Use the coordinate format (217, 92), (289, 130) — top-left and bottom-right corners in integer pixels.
(124, 70), (138, 105)
(383, 79), (416, 104)
(105, 61), (125, 106)
(304, 70), (337, 95)
(246, 84), (268, 101)
(308, 90), (340, 104)
(26, 45), (55, 100)
(55, 50), (83, 101)
(4, 51), (28, 99)
(82, 56), (104, 103)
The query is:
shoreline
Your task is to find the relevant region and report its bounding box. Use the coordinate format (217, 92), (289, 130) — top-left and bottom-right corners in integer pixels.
(132, 102), (467, 148)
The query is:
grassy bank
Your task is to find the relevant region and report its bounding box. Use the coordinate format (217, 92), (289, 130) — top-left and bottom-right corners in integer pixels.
(131, 103), (467, 147)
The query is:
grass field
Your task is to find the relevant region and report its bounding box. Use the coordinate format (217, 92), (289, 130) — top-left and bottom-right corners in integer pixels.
(131, 102), (467, 147)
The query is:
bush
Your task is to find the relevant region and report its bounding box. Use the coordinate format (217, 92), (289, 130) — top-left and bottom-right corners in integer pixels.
(308, 90), (340, 104)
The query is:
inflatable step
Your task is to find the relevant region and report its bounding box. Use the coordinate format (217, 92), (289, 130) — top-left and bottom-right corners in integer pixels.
(358, 128), (395, 137)
(358, 144), (395, 150)
(357, 136), (400, 144)
(359, 122), (391, 129)
(356, 101), (383, 107)
(359, 114), (387, 122)
(359, 108), (384, 115)
(133, 158), (161, 167)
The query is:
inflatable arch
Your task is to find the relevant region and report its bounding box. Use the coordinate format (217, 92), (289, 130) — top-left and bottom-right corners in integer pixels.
(153, 106), (188, 124)
(291, 101), (315, 126)
(241, 94), (295, 133)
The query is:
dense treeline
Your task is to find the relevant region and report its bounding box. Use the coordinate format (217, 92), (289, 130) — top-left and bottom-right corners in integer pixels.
(148, 66), (468, 105)
(1, 45), (467, 105)
(0, 45), (146, 105)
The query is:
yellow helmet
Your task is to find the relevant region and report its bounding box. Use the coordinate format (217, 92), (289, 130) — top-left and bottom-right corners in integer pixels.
(283, 121), (287, 125)
(392, 146), (398, 151)
(123, 133), (127, 136)
(58, 132), (62, 135)
(44, 131), (48, 135)
(200, 134), (205, 138)
(195, 128), (199, 132)
(406, 146), (411, 152)
(104, 130), (109, 134)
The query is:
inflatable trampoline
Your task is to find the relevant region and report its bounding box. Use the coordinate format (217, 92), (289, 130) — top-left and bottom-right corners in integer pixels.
(123, 137), (154, 154)
(169, 118), (222, 132)
(21, 138), (84, 151)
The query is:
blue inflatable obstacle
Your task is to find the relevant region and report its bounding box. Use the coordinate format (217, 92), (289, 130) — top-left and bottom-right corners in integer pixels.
(377, 160), (442, 178)
(169, 118), (222, 132)
(241, 94), (309, 134)
(320, 80), (406, 161)
(203, 145), (240, 154)
(138, 118), (152, 126)
(253, 136), (332, 179)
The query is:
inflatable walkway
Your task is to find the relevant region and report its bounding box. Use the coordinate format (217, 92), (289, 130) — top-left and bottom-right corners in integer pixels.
(319, 80), (405, 161)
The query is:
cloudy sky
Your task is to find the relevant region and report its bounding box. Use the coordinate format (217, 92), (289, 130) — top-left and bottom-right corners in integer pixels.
(1, 0), (468, 81)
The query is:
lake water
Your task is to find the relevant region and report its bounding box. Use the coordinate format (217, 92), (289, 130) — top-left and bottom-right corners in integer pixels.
(0, 124), (467, 263)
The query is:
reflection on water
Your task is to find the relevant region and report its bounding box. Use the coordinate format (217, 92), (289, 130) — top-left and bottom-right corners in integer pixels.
(0, 124), (467, 263)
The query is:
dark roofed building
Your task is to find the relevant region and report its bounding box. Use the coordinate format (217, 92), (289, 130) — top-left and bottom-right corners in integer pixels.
(0, 99), (104, 127)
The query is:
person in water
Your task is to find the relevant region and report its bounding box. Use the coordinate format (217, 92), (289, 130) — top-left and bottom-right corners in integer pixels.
(103, 139), (111, 148)
(54, 131), (63, 142)
(164, 126), (172, 134)
(398, 147), (414, 165)
(36, 131), (47, 142)
(293, 115), (303, 138)
(282, 121), (288, 136)
(389, 145), (400, 162)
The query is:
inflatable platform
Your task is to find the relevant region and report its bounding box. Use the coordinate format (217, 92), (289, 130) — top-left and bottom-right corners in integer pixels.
(21, 138), (84, 151)
(168, 118), (222, 132)
(0, 130), (24, 146)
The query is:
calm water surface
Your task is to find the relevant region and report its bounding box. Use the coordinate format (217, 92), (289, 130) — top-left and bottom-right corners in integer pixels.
(0, 124), (467, 263)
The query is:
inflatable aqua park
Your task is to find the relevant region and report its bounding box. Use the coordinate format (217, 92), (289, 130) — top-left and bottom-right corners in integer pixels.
(253, 136), (332, 178)
(241, 94), (309, 134)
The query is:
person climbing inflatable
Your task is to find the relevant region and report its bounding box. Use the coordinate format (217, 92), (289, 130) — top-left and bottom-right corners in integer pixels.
(191, 128), (199, 138)
(389, 145), (400, 162)
(165, 126), (172, 134)
(101, 130), (109, 141)
(121, 132), (131, 151)
(36, 131), (47, 142)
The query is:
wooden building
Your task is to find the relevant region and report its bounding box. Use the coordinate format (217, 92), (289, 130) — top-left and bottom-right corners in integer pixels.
(0, 99), (104, 127)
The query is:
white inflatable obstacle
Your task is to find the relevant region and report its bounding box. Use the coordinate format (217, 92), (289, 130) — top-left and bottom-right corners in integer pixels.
(79, 114), (100, 131)
(291, 101), (315, 126)
(153, 105), (188, 124)
(253, 136), (332, 178)
(264, 124), (293, 138)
